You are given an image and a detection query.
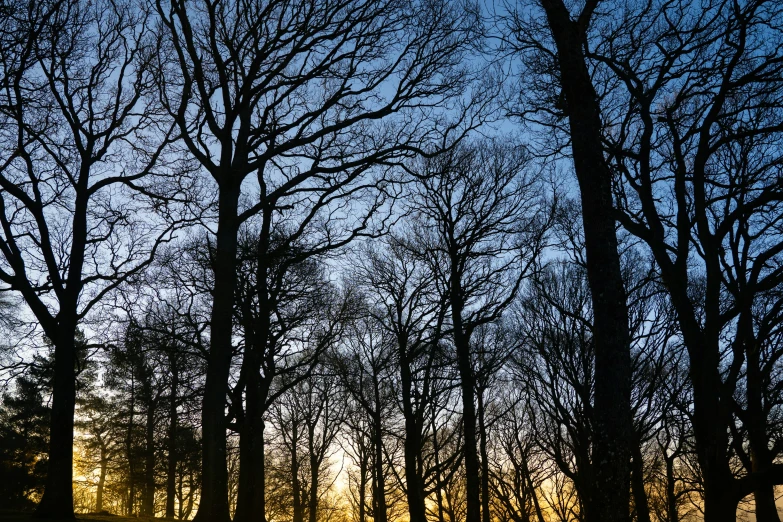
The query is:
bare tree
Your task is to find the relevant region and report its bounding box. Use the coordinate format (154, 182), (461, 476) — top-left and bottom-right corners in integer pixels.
(152, 1), (484, 518)
(571, 0), (783, 519)
(498, 1), (635, 519)
(350, 234), (449, 522)
(0, 0), (178, 515)
(409, 137), (550, 522)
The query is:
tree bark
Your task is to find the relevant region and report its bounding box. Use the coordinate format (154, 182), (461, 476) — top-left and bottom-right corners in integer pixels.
(536, 1), (633, 521)
(450, 286), (481, 522)
(194, 185), (240, 522)
(35, 325), (78, 518)
(142, 405), (156, 516)
(166, 362), (179, 518)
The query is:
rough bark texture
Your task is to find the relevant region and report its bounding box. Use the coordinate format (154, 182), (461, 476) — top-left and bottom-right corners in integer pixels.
(194, 186), (240, 522)
(34, 327), (77, 519)
(537, 1), (633, 521)
(400, 352), (427, 522)
(166, 363), (179, 519)
(450, 284), (481, 522)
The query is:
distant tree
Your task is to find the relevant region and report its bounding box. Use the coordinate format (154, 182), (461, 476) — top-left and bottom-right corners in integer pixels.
(0, 366), (51, 509)
(349, 235), (450, 522)
(409, 137), (551, 522)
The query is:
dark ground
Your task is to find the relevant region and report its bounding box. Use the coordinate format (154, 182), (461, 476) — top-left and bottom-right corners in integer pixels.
(0, 511), (161, 522)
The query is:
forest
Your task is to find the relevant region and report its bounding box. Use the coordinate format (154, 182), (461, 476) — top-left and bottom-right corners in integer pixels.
(0, 0), (781, 522)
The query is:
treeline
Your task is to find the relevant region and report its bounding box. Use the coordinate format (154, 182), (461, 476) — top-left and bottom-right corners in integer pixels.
(0, 1), (781, 522)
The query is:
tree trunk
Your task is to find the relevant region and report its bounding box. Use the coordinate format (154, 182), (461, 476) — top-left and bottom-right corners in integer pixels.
(690, 339), (738, 522)
(536, 1), (633, 521)
(478, 388), (491, 522)
(372, 415), (388, 522)
(431, 401), (446, 522)
(166, 363), (179, 519)
(631, 439), (652, 522)
(400, 353), (426, 522)
(450, 289), (481, 522)
(308, 444), (320, 522)
(745, 324), (781, 522)
(35, 326), (78, 519)
(359, 442), (368, 522)
(142, 405), (156, 516)
(127, 371), (137, 516)
(235, 235), (272, 522)
(97, 443), (108, 513)
(234, 371), (267, 522)
(664, 452), (678, 522)
(194, 186), (240, 522)
(291, 421), (304, 522)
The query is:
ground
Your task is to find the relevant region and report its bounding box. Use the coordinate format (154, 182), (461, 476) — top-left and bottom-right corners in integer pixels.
(0, 512), (160, 522)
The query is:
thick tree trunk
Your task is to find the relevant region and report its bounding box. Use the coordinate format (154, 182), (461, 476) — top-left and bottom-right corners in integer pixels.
(536, 1), (633, 521)
(450, 288), (481, 522)
(400, 354), (426, 522)
(745, 328), (781, 522)
(35, 326), (78, 518)
(166, 364), (179, 519)
(688, 332), (738, 522)
(234, 372), (267, 522)
(194, 186), (240, 522)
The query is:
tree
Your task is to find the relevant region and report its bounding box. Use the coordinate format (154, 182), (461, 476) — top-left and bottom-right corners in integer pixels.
(498, 1), (635, 519)
(153, 0), (483, 518)
(409, 137), (550, 522)
(0, 365), (51, 509)
(0, 0), (178, 514)
(333, 316), (394, 522)
(577, 0), (783, 519)
(231, 228), (353, 522)
(350, 235), (449, 522)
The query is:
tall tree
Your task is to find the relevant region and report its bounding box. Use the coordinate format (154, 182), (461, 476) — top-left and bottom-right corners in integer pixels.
(499, 1), (635, 519)
(153, 1), (482, 519)
(0, 0), (176, 515)
(410, 138), (550, 522)
(581, 0), (783, 519)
